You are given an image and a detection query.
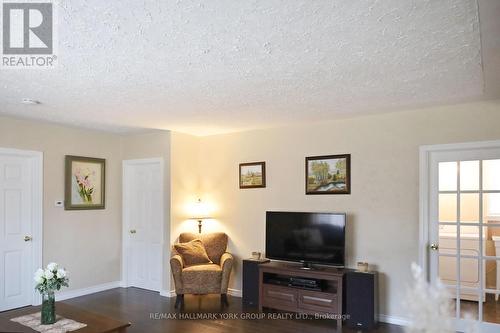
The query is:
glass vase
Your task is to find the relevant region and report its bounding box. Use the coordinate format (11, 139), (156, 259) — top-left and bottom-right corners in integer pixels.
(41, 290), (56, 325)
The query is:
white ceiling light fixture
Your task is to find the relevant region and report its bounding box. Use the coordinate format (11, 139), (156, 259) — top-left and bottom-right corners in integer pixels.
(21, 99), (41, 105)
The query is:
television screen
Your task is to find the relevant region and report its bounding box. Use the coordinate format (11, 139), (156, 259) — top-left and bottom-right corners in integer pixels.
(265, 211), (346, 267)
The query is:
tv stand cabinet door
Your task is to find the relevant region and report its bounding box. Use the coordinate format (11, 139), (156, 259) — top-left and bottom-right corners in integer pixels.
(261, 285), (298, 312)
(298, 290), (337, 314)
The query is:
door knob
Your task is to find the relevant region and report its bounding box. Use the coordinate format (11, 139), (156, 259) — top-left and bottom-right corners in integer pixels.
(24, 235), (32, 242)
(430, 243), (439, 251)
(129, 230), (136, 234)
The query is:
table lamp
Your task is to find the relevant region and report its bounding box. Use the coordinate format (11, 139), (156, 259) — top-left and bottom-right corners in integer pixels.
(190, 198), (212, 233)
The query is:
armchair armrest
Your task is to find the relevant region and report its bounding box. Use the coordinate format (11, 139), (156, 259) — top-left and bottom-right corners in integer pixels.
(220, 252), (233, 293)
(170, 255), (184, 294)
(171, 254), (184, 268)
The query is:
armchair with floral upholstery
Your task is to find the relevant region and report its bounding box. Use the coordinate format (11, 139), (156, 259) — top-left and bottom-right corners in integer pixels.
(170, 232), (233, 308)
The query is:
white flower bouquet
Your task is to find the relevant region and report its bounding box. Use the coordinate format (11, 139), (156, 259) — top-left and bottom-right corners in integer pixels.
(34, 262), (69, 325)
(34, 262), (69, 293)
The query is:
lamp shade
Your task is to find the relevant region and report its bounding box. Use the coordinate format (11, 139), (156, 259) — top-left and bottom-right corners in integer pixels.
(190, 199), (211, 220)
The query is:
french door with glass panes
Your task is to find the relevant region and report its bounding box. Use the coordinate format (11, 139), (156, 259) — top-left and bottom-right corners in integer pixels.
(426, 142), (500, 332)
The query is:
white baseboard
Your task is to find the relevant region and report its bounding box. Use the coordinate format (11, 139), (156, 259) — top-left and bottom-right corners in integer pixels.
(56, 281), (122, 301)
(160, 290), (176, 298)
(162, 289), (242, 298)
(378, 314), (410, 326)
(227, 288), (242, 297)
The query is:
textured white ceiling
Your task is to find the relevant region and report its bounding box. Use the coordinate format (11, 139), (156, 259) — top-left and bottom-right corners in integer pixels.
(0, 0), (488, 135)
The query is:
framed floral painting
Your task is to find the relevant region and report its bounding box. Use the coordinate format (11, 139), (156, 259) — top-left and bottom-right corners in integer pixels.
(64, 156), (105, 210)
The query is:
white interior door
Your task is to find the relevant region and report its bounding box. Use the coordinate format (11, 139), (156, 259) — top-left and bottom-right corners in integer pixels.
(0, 148), (42, 311)
(423, 141), (500, 332)
(123, 158), (163, 292)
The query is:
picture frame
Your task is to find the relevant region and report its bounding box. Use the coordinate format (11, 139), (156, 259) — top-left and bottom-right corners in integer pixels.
(65, 155), (106, 210)
(305, 154), (351, 194)
(239, 162), (266, 189)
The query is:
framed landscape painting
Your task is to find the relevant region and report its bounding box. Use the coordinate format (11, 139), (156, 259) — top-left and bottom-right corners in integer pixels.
(239, 162), (266, 189)
(306, 154), (350, 194)
(65, 155), (106, 210)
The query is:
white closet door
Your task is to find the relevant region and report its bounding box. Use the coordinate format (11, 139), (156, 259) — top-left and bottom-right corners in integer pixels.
(0, 152), (35, 311)
(123, 159), (163, 292)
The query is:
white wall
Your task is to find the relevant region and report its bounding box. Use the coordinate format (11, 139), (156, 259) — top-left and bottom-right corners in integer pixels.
(0, 116), (172, 292)
(170, 132), (203, 239)
(3, 99), (500, 320)
(188, 100), (500, 319)
(121, 131), (172, 294)
(0, 116), (123, 290)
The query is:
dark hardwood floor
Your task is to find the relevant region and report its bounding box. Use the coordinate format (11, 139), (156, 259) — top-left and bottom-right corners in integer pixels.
(458, 294), (500, 324)
(66, 288), (400, 332)
(1, 287), (403, 332)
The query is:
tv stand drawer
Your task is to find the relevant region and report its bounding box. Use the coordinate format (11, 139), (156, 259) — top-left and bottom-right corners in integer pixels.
(298, 290), (337, 313)
(258, 262), (345, 323)
(262, 285), (298, 311)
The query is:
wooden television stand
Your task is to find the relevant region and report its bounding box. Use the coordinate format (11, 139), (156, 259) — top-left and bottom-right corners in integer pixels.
(258, 261), (345, 326)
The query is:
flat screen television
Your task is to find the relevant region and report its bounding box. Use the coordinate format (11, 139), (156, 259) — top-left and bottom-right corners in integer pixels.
(266, 211), (346, 268)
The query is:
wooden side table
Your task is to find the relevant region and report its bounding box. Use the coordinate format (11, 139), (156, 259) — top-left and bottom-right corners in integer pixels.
(0, 302), (131, 333)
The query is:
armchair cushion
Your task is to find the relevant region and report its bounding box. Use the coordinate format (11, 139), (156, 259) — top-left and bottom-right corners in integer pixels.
(179, 232), (228, 264)
(174, 239), (212, 266)
(181, 264), (222, 294)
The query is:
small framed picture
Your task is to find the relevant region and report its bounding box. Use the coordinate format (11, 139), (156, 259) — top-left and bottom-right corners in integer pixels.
(239, 162), (266, 189)
(306, 154), (351, 194)
(65, 155), (106, 210)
